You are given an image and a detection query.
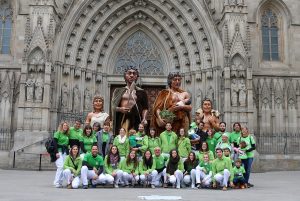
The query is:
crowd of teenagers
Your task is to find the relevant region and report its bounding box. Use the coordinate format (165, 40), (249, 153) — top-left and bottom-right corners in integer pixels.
(52, 119), (256, 190)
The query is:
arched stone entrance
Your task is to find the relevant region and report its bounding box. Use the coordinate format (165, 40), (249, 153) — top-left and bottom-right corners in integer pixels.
(51, 0), (223, 130)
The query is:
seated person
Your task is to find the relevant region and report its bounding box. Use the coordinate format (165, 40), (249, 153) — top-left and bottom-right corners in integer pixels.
(233, 158), (247, 189)
(81, 145), (109, 189)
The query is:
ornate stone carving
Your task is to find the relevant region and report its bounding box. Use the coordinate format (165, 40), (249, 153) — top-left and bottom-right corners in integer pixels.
(206, 86), (214, 102)
(261, 80), (270, 109)
(34, 75), (44, 102)
(25, 74), (35, 102)
(274, 80), (283, 107)
(73, 84), (80, 113)
(238, 79), (247, 107)
(231, 79), (239, 107)
(114, 31), (164, 75)
(84, 88), (92, 111)
(61, 82), (69, 109)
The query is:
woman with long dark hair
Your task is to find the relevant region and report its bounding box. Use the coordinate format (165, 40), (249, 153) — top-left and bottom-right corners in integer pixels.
(80, 124), (97, 158)
(63, 145), (82, 189)
(139, 150), (158, 188)
(104, 145), (123, 188)
(183, 152), (198, 188)
(163, 149), (184, 189)
(120, 150), (139, 186)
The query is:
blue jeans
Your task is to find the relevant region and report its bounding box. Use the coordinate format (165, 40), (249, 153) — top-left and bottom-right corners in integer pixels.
(233, 177), (246, 185)
(241, 157), (253, 183)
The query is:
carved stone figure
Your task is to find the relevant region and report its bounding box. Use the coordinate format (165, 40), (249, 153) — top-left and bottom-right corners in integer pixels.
(25, 74), (35, 102)
(34, 76), (44, 102)
(84, 88), (92, 111)
(231, 79), (239, 107)
(239, 79), (247, 107)
(73, 85), (80, 113)
(61, 82), (69, 109)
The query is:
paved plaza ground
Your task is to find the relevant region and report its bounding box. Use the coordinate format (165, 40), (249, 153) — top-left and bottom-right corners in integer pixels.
(0, 169), (299, 201)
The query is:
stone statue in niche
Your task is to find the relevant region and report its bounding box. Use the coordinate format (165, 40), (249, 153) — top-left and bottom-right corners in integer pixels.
(231, 79), (239, 107)
(25, 74), (35, 102)
(231, 63), (237, 78)
(34, 76), (44, 102)
(239, 79), (247, 107)
(196, 89), (203, 109)
(73, 85), (81, 113)
(84, 88), (92, 111)
(206, 86), (214, 103)
(61, 82), (69, 109)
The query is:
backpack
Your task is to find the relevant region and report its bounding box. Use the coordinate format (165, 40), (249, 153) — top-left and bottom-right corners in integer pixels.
(45, 138), (57, 162)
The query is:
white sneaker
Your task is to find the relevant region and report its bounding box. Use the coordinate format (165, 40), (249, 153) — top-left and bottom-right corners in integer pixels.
(114, 184), (119, 188)
(191, 184), (195, 189)
(151, 184), (155, 189)
(54, 183), (62, 188)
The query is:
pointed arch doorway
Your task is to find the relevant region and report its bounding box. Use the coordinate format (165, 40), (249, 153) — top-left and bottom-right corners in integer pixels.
(108, 30), (168, 126)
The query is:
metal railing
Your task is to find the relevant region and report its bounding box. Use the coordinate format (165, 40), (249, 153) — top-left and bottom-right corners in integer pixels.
(256, 133), (300, 154)
(12, 131), (56, 170)
(0, 128), (13, 150)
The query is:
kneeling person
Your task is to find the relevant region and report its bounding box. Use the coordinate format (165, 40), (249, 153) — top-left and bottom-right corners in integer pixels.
(81, 145), (110, 188)
(212, 148), (234, 191)
(63, 145), (82, 189)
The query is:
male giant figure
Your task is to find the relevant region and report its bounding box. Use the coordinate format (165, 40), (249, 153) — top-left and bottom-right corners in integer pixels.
(111, 67), (149, 135)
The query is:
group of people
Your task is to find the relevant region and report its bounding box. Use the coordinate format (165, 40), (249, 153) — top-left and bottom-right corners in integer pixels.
(51, 67), (256, 190)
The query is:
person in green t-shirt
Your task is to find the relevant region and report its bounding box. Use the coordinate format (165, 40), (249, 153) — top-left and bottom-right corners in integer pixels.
(81, 145), (106, 189)
(53, 121), (70, 188)
(237, 127), (256, 187)
(230, 122), (242, 147)
(178, 128), (191, 160)
(196, 141), (215, 163)
(183, 152), (198, 188)
(69, 119), (83, 148)
(131, 124), (149, 156)
(148, 128), (161, 155)
(163, 149), (184, 189)
(80, 125), (97, 158)
(212, 148), (234, 191)
(104, 145), (123, 188)
(120, 150), (140, 186)
(196, 153), (212, 188)
(153, 147), (168, 187)
(139, 150), (158, 188)
(233, 158), (247, 189)
(159, 123), (178, 158)
(206, 128), (217, 156)
(63, 145), (82, 189)
(96, 121), (113, 157)
(113, 128), (130, 160)
(214, 122), (227, 143)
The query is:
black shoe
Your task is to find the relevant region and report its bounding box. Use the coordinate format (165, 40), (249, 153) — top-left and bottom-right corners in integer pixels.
(91, 184), (97, 188)
(82, 185), (88, 189)
(247, 183), (254, 188)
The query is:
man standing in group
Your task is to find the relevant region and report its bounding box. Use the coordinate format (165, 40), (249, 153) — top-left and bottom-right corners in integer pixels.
(69, 119), (83, 148)
(111, 67), (149, 135)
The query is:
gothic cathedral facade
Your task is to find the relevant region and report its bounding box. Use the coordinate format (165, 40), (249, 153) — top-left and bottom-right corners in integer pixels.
(0, 0), (300, 166)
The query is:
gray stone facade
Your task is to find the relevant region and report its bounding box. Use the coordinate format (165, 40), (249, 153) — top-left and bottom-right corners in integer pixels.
(0, 0), (300, 169)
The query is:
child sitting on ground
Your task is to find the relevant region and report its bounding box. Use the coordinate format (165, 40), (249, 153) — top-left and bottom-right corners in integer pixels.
(233, 158), (247, 189)
(196, 153), (212, 188)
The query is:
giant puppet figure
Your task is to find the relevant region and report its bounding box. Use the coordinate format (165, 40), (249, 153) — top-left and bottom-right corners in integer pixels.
(151, 72), (192, 136)
(111, 67), (149, 135)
